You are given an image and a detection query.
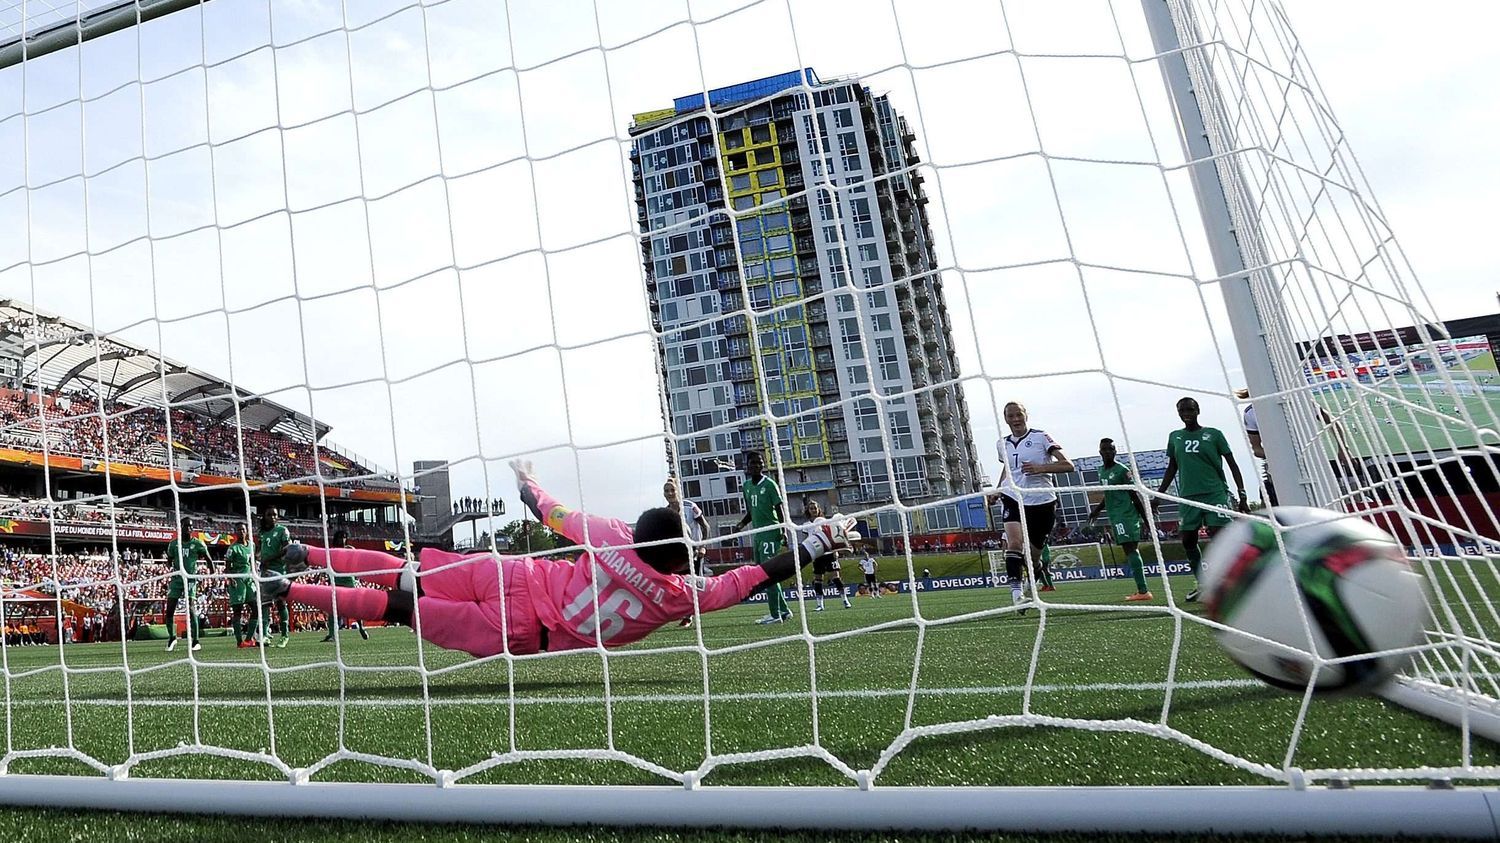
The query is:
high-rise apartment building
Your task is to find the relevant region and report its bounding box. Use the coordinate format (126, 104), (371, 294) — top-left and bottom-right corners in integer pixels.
(630, 69), (982, 539)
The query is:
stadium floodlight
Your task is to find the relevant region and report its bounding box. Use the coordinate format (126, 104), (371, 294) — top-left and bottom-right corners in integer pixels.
(1, 0), (1498, 836)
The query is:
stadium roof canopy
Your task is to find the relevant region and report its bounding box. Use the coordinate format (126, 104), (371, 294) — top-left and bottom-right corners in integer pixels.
(0, 299), (330, 441)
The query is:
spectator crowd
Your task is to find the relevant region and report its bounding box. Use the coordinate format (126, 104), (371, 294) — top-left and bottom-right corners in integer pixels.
(453, 497), (503, 515)
(0, 388), (390, 489)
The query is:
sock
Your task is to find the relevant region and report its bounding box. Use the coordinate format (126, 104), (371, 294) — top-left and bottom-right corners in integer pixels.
(1038, 546), (1054, 587)
(1004, 550), (1025, 594)
(761, 582), (789, 616)
(1184, 542), (1202, 578)
(1011, 586), (1024, 604)
(309, 547), (405, 589)
(288, 583), (390, 621)
(1128, 550), (1148, 593)
(276, 599), (290, 636)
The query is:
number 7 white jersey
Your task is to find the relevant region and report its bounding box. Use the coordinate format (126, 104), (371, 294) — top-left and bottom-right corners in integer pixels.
(998, 428), (1062, 506)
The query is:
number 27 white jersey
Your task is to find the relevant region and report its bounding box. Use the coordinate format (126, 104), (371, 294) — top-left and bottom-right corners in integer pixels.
(998, 428), (1062, 506)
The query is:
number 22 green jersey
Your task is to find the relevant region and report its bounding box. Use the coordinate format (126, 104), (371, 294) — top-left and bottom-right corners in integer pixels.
(1166, 426), (1233, 497)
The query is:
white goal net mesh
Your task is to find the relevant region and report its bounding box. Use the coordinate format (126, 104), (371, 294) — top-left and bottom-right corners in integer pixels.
(0, 0), (1496, 804)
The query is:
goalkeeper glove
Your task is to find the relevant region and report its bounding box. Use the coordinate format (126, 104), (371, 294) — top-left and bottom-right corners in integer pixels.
(800, 515), (860, 559)
(508, 458), (535, 491)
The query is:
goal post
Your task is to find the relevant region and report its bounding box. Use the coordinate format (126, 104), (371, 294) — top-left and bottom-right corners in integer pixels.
(3, 0), (1499, 836)
(1144, 0), (1500, 746)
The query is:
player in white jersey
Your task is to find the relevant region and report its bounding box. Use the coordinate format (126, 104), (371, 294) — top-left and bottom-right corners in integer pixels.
(857, 549), (881, 598)
(990, 401), (1074, 612)
(802, 499), (852, 610)
(1237, 389), (1275, 507)
(664, 478), (713, 628)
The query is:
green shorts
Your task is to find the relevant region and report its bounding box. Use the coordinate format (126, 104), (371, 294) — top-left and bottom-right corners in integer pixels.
(1179, 492), (1233, 532)
(226, 575), (255, 607)
(1108, 515), (1143, 544)
(165, 573), (195, 601)
(752, 529), (785, 565)
(333, 575), (358, 589)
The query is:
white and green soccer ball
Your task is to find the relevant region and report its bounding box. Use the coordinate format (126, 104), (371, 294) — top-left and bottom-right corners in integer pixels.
(1199, 507), (1429, 694)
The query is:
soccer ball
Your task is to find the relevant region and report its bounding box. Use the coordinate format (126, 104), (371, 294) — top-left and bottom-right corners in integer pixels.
(1199, 507), (1429, 694)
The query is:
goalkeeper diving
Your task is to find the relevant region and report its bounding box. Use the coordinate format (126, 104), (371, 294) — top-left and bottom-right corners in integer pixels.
(258, 460), (859, 655)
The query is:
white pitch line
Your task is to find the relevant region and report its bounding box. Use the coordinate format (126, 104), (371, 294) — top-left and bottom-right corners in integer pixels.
(10, 678), (1261, 709)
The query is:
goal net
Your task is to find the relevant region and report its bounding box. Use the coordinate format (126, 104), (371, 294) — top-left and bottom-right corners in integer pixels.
(1, 0), (1497, 835)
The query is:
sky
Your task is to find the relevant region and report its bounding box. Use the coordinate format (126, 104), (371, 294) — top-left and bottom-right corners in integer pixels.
(0, 0), (1494, 532)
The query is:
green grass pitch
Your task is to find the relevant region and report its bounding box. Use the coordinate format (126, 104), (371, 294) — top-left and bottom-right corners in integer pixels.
(0, 578), (1492, 839)
(1310, 359), (1500, 457)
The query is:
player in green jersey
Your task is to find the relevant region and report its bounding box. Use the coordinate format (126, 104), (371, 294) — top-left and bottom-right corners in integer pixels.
(1087, 438), (1153, 602)
(1155, 397), (1248, 602)
(164, 517), (212, 652)
(735, 450), (792, 624)
(222, 530), (258, 648)
(320, 530), (369, 643)
(256, 508), (295, 648)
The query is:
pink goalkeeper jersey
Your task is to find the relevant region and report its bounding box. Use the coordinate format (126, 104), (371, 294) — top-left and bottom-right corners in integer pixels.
(521, 479), (768, 651)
